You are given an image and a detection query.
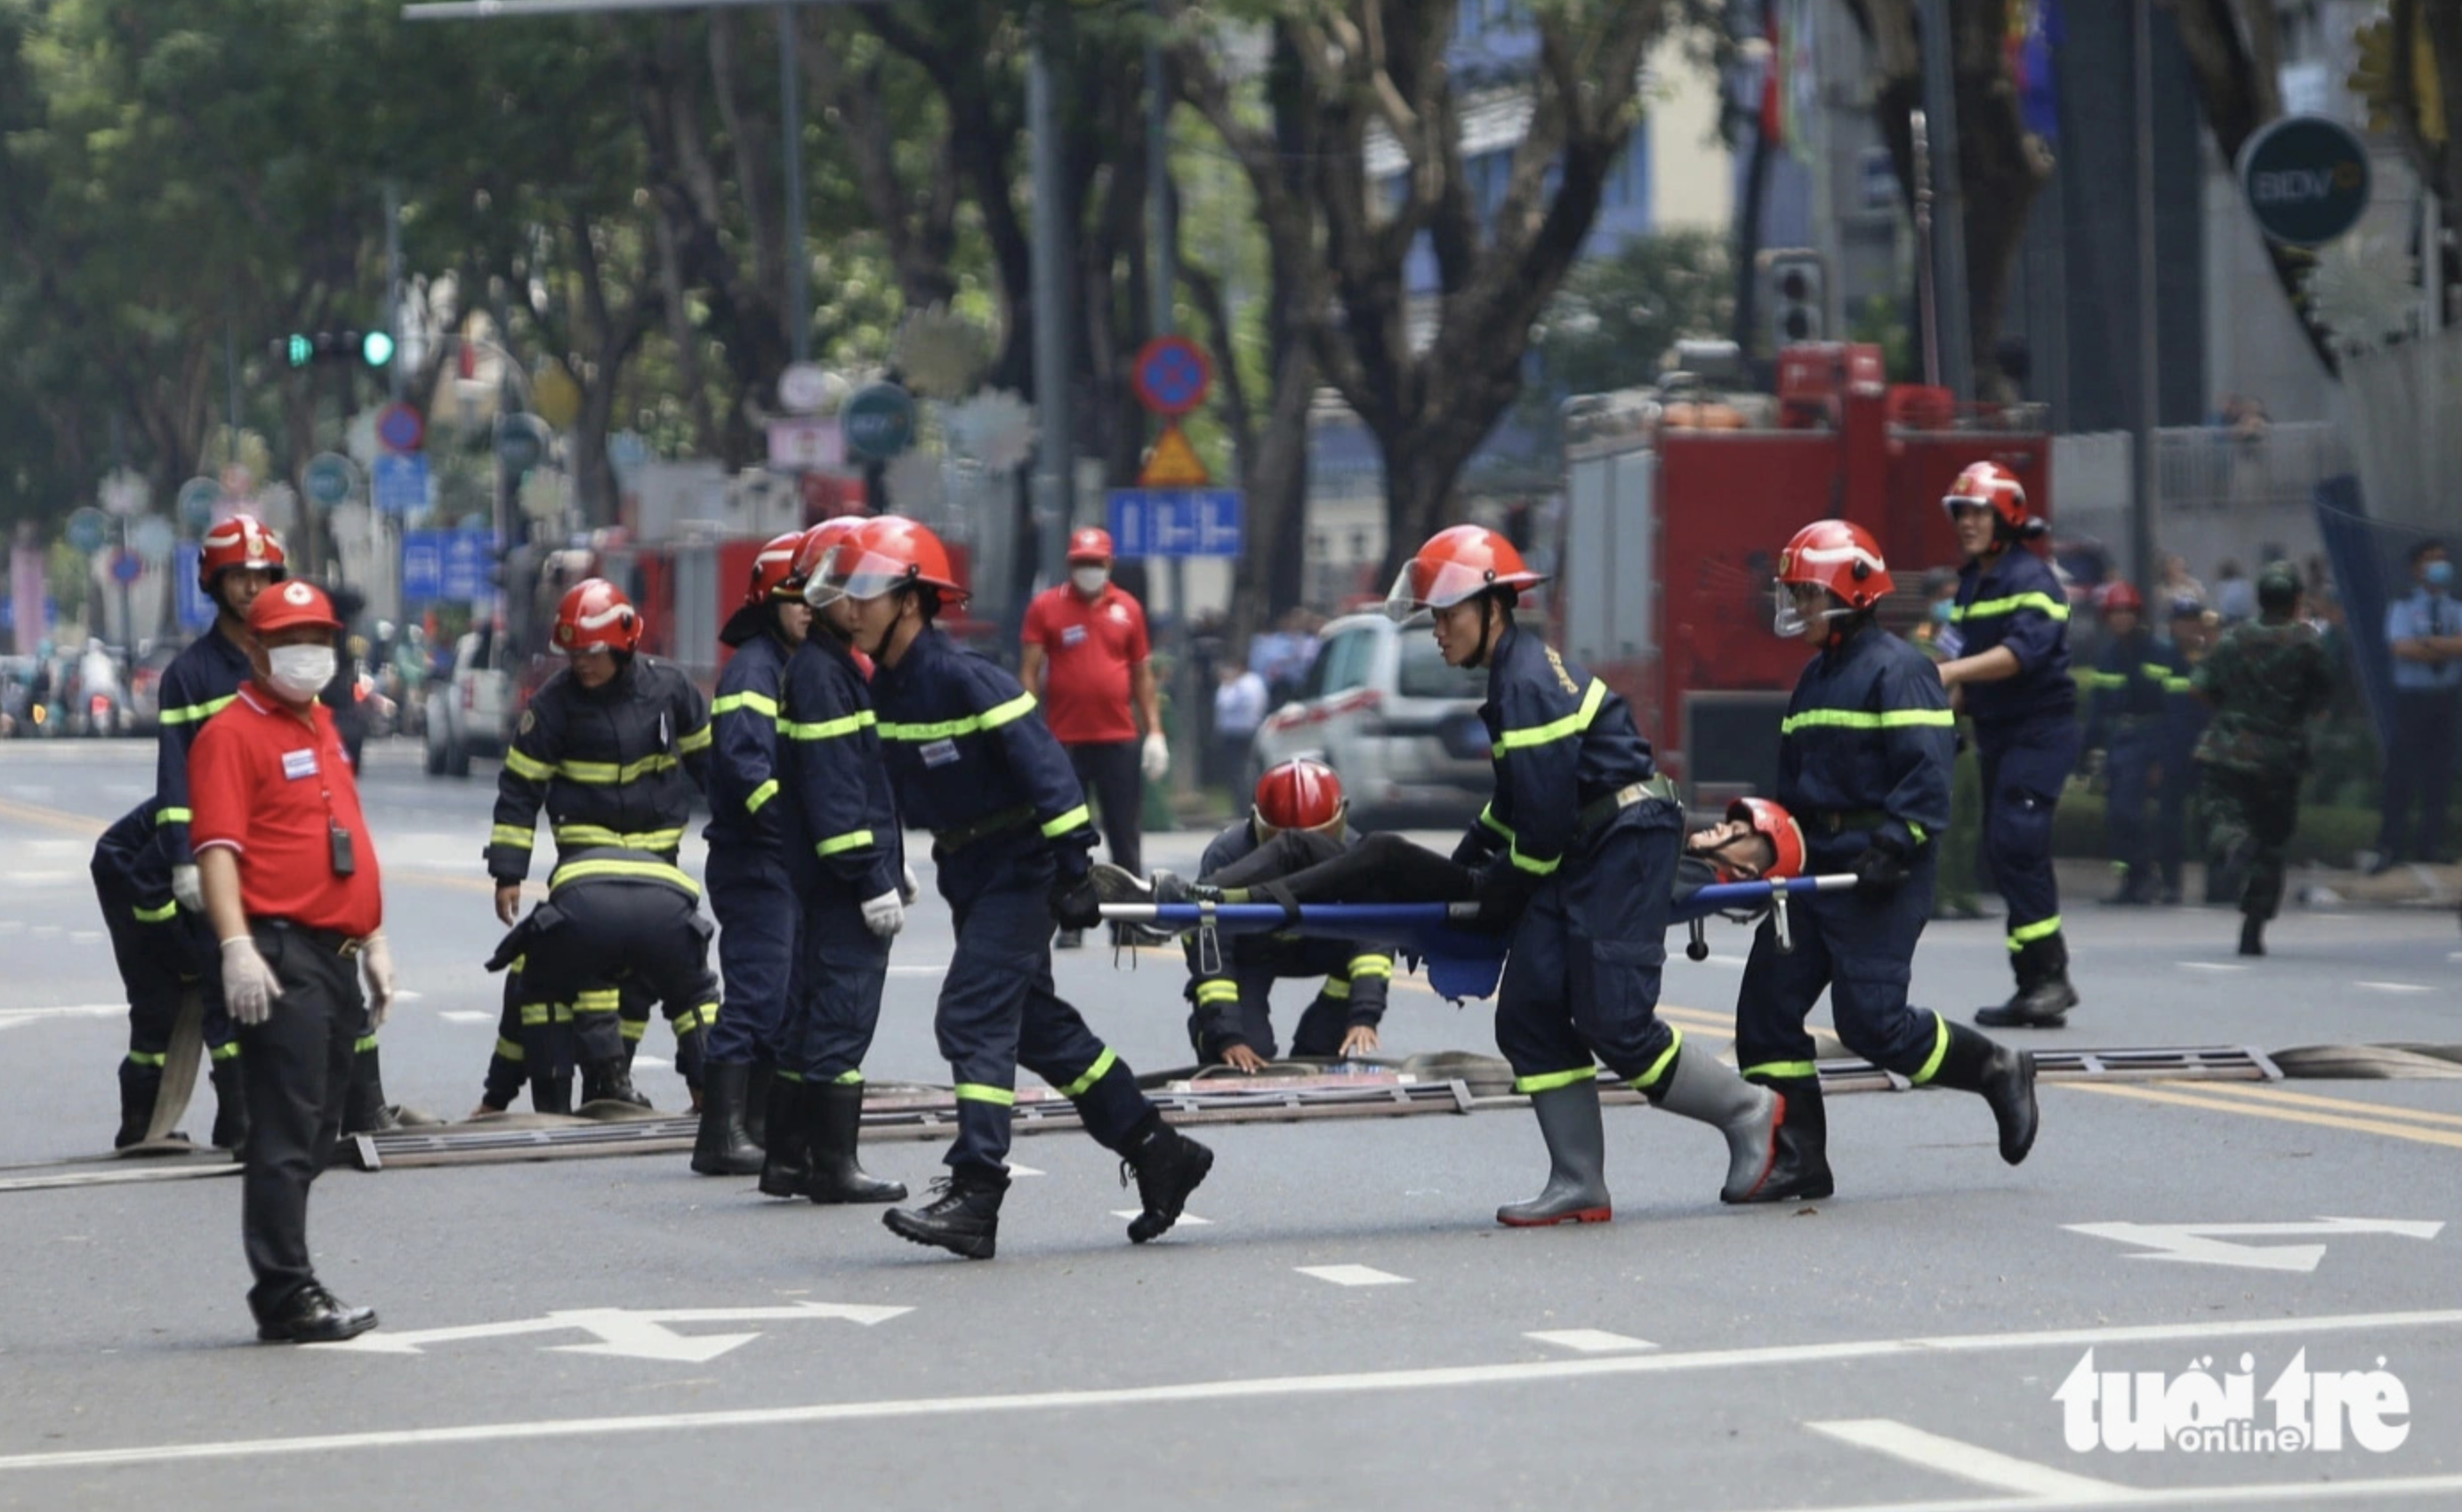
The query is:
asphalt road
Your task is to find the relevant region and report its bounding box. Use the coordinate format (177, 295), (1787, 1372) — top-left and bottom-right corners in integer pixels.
(1, 738), (2457, 1512)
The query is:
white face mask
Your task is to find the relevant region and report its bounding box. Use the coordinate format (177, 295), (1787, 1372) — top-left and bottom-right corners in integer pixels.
(1071, 566), (1109, 596)
(267, 644), (336, 701)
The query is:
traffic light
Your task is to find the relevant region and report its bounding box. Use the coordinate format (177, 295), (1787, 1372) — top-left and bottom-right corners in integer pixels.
(1759, 248), (1827, 350)
(272, 329), (396, 368)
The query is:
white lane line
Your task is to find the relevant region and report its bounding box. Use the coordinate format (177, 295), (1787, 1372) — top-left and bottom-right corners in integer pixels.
(1524, 1330), (1654, 1355)
(2176, 962), (2247, 973)
(1807, 1419), (2124, 1500)
(28, 925), (61, 938)
(68, 930), (102, 945)
(0, 1004), (123, 1021)
(1006, 1164), (1044, 1178)
(632, 1057), (670, 1070)
(0, 871), (79, 886)
(2355, 981), (2431, 994)
(1700, 953), (1749, 968)
(887, 965), (951, 976)
(7, 1308), (2462, 1476)
(438, 1011), (494, 1025)
(1111, 1210), (1211, 1226)
(1295, 1264), (1408, 1287)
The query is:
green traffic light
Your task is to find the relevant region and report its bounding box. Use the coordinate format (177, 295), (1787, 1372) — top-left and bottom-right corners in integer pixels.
(362, 330), (396, 367)
(286, 334), (312, 367)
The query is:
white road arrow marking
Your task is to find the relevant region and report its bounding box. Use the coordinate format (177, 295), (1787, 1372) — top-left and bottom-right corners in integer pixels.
(0, 1004), (125, 1033)
(2064, 1218), (2444, 1274)
(310, 1300), (910, 1360)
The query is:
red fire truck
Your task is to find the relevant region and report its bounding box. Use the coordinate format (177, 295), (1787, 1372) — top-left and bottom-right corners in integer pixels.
(1551, 343), (2052, 800)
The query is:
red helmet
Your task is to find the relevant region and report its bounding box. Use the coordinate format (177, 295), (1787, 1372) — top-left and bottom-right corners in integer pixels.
(198, 513), (287, 593)
(791, 517), (869, 599)
(1066, 527), (1114, 563)
(1776, 519), (1895, 611)
(1943, 461), (2030, 531)
(247, 579), (342, 636)
(1252, 758), (1345, 835)
(2100, 580), (2144, 615)
(554, 578), (642, 655)
(808, 516), (968, 606)
(1385, 525), (1546, 622)
(743, 532), (809, 609)
(1725, 797), (1806, 883)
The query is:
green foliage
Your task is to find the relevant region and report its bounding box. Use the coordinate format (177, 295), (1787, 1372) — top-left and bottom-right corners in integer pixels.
(1533, 228), (1734, 398)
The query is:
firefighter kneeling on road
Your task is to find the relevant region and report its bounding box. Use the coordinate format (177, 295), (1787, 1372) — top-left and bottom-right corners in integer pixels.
(1388, 525), (1782, 1224)
(807, 516), (1211, 1260)
(480, 579), (714, 1114)
(486, 848), (724, 1120)
(1730, 521), (2039, 1203)
(1177, 760), (1393, 1072)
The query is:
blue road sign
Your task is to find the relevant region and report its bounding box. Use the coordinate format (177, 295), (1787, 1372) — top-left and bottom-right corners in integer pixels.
(373, 452), (430, 518)
(402, 528), (496, 604)
(174, 543), (214, 631)
(1106, 488), (1244, 559)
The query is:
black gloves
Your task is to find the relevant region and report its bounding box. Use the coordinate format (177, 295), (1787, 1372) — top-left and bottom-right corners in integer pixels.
(1849, 837), (1914, 897)
(1451, 827), (1505, 869)
(1468, 864), (1541, 935)
(1049, 873), (1103, 929)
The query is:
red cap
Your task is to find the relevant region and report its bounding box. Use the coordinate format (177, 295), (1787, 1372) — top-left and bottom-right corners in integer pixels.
(2100, 580), (2144, 614)
(1067, 527), (1114, 563)
(248, 579), (343, 635)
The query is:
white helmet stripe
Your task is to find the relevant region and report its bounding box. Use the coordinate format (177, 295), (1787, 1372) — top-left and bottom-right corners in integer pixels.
(573, 603), (632, 631)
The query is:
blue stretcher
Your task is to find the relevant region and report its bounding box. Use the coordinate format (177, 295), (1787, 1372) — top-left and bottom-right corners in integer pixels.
(1098, 874), (1858, 1003)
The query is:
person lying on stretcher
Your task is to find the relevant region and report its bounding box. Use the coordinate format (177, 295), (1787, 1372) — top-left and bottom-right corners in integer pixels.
(1093, 793), (1807, 923)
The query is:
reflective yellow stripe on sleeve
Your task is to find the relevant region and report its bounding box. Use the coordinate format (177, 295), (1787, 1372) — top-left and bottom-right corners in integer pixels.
(133, 899), (179, 923)
(556, 752), (682, 784)
(490, 824), (535, 850)
(1348, 954), (1393, 980)
(1951, 591), (2071, 623)
(1491, 679), (1607, 755)
(710, 692), (779, 718)
(1321, 978), (1351, 1000)
(1194, 980), (1241, 1006)
(154, 807), (192, 826)
(744, 779), (779, 814)
(1476, 804), (1514, 840)
(1508, 840), (1562, 876)
(678, 723), (712, 755)
(159, 695), (236, 727)
(1041, 804), (1092, 839)
(503, 748), (556, 782)
(815, 830), (875, 857)
(778, 711), (876, 741)
(879, 693), (1038, 744)
(1778, 708), (1957, 735)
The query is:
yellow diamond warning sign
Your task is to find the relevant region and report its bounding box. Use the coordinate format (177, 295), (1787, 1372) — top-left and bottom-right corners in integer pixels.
(1137, 422), (1211, 487)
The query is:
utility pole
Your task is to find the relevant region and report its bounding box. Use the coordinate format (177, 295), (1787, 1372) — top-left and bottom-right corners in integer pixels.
(384, 181), (406, 402)
(1915, 0), (1973, 402)
(1145, 12), (1186, 795)
(1028, 5), (1074, 588)
(2128, 0), (2159, 598)
(778, 4), (809, 366)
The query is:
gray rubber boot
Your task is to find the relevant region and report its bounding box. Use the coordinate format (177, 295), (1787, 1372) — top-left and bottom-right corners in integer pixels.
(1646, 1046), (1783, 1203)
(1496, 1081), (1612, 1226)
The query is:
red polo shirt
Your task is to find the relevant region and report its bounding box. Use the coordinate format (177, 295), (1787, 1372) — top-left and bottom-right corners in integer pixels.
(189, 683), (383, 937)
(1022, 582), (1150, 744)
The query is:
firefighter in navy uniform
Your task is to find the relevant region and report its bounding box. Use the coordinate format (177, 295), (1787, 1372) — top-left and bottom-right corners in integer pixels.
(1934, 462), (2082, 1027)
(692, 533), (809, 1176)
(1179, 760), (1391, 1071)
(809, 517), (1211, 1260)
(757, 519), (908, 1205)
(481, 578), (714, 1111)
(91, 802), (239, 1147)
(485, 848), (724, 1100)
(1731, 521), (2040, 1202)
(2080, 582), (2185, 906)
(1386, 525), (1782, 1226)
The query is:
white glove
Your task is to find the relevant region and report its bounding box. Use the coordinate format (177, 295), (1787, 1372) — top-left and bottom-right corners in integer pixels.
(220, 937), (283, 1026)
(899, 861), (921, 906)
(360, 930), (396, 1030)
(172, 864), (205, 913)
(1140, 731), (1170, 783)
(860, 889), (905, 939)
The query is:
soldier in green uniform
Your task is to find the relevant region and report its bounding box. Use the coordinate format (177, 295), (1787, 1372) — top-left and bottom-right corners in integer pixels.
(2191, 563), (2333, 957)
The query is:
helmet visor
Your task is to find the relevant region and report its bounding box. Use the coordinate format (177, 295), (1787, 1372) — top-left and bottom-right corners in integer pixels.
(1384, 558), (1499, 623)
(1772, 580), (1850, 639)
(803, 544), (913, 607)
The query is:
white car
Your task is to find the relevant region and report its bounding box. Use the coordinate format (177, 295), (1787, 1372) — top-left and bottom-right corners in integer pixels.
(1245, 613), (1492, 827)
(423, 627), (516, 777)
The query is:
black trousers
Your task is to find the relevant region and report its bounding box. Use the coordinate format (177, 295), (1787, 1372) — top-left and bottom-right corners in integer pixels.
(2378, 689), (2458, 864)
(238, 920), (363, 1319)
(1066, 740), (1144, 878)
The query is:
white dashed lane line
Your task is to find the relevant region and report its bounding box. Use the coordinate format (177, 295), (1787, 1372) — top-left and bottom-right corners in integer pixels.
(1525, 1330), (1654, 1354)
(438, 1011), (494, 1025)
(1110, 1210), (1211, 1226)
(2355, 981), (2432, 994)
(1295, 1265), (1410, 1288)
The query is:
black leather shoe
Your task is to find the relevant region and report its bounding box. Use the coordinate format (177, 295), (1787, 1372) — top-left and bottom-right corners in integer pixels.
(1120, 1121), (1213, 1243)
(256, 1283), (378, 1344)
(883, 1169), (1007, 1259)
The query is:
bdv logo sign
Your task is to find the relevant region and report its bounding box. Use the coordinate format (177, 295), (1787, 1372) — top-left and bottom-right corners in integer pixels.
(2054, 1347), (2410, 1454)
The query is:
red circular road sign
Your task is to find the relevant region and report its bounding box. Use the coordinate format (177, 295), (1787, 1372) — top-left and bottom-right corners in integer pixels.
(376, 401), (426, 454)
(1132, 336), (1212, 417)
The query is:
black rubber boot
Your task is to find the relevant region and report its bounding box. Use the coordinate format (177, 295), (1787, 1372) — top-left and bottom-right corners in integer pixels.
(806, 1081), (906, 1203)
(2101, 867), (2154, 906)
(1976, 935), (2077, 1028)
(692, 1060), (765, 1176)
(1726, 1074), (1831, 1203)
(2238, 913), (2265, 957)
(1930, 1021), (2040, 1165)
(883, 1165), (1009, 1259)
(583, 1057), (648, 1109)
(759, 1078), (813, 1198)
(209, 1058), (249, 1150)
(1496, 1080), (1613, 1226)
(1119, 1115), (1215, 1243)
(529, 1072), (574, 1116)
(743, 1059), (772, 1150)
(342, 1044), (401, 1136)
(115, 1061), (170, 1149)
(1646, 1045), (1784, 1202)
(672, 1024), (708, 1108)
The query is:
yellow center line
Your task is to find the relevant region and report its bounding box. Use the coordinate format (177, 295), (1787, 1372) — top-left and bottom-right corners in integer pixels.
(2060, 1082), (2462, 1151)
(2168, 1080), (2462, 1130)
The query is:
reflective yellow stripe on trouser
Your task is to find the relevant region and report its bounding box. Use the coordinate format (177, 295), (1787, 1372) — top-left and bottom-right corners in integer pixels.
(2007, 914), (2062, 950)
(1629, 1025), (1685, 1093)
(1741, 1059), (1817, 1081)
(1056, 1047), (1117, 1098)
(1513, 1064), (1598, 1095)
(1909, 1011), (1951, 1086)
